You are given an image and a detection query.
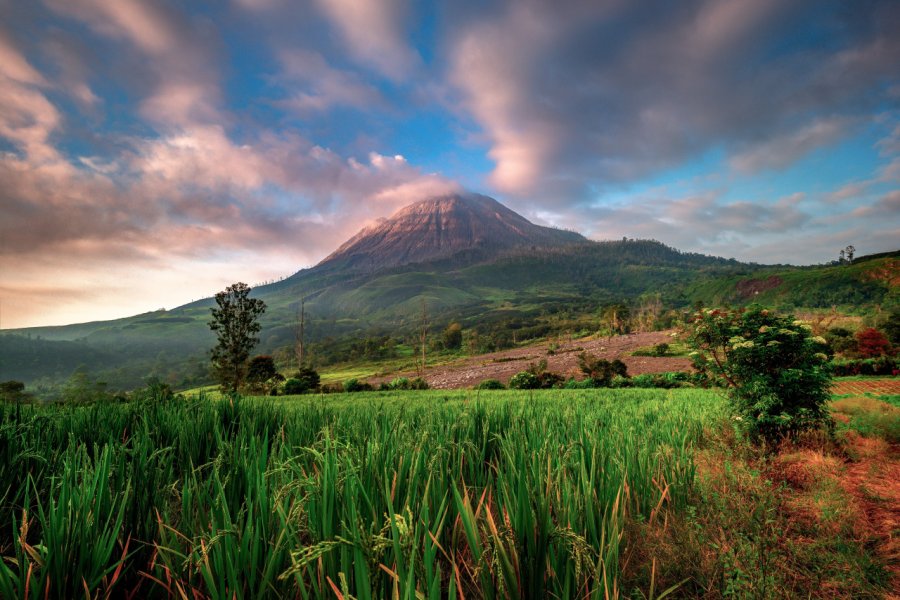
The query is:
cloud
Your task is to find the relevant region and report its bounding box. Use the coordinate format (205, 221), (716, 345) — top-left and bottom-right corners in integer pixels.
(45, 0), (223, 128)
(274, 50), (386, 113)
(729, 117), (855, 173)
(313, 0), (420, 81)
(446, 0), (900, 196)
(851, 189), (900, 219)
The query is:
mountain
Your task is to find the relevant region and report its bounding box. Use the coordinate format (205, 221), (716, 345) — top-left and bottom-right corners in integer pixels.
(318, 193), (585, 272)
(3, 193), (896, 390)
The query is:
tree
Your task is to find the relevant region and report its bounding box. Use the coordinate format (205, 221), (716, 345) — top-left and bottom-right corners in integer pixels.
(294, 299), (307, 368)
(442, 322), (463, 350)
(415, 300), (429, 377)
(855, 327), (891, 358)
(246, 355), (278, 393)
(209, 282), (266, 393)
(688, 306), (833, 443)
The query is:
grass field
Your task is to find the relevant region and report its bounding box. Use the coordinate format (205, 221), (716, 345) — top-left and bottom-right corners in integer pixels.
(1, 387), (896, 598)
(0, 389), (721, 598)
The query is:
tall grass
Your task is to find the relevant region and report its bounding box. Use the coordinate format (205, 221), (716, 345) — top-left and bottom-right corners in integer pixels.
(0, 389), (722, 598)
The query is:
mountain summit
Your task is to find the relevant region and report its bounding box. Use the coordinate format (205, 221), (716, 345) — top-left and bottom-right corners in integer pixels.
(318, 193), (586, 272)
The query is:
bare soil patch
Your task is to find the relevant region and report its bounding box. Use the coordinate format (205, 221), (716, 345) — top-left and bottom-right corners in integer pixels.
(373, 331), (692, 389)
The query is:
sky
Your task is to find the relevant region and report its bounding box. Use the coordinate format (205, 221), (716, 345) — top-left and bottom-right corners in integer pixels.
(1, 0), (899, 329)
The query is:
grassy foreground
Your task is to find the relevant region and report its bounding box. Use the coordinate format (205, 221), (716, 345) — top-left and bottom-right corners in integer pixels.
(0, 389), (719, 598)
(1, 389), (894, 598)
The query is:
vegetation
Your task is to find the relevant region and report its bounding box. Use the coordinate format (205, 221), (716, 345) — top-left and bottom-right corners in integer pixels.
(689, 307), (833, 443)
(0, 389), (716, 598)
(577, 353), (629, 386)
(208, 282), (267, 392)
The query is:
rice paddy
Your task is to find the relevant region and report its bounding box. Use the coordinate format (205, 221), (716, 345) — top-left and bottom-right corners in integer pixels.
(0, 389), (724, 598)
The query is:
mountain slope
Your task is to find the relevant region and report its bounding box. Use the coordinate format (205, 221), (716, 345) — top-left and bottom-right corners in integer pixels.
(317, 193), (585, 272)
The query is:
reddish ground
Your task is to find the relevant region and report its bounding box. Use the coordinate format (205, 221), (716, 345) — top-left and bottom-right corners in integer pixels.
(832, 379), (900, 396)
(839, 433), (900, 597)
(373, 331), (692, 389)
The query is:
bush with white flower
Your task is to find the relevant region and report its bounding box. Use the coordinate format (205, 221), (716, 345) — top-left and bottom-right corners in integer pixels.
(688, 306), (833, 443)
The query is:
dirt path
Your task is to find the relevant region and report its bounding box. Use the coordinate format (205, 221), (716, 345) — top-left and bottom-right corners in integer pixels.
(372, 331), (692, 389)
(840, 434), (900, 597)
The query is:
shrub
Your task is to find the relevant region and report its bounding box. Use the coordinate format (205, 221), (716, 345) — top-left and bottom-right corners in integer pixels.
(524, 360), (564, 388)
(475, 379), (506, 390)
(688, 306), (833, 443)
(831, 356), (898, 376)
(131, 378), (177, 404)
(824, 327), (857, 355)
(855, 327), (892, 358)
(292, 366), (321, 392)
(508, 371), (540, 390)
(409, 377), (430, 390)
(389, 377), (411, 390)
(0, 380), (30, 403)
(578, 353), (628, 386)
(283, 378), (307, 395)
(344, 379), (373, 393)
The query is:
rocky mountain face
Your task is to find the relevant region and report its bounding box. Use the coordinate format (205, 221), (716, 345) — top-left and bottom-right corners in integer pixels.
(317, 193), (586, 272)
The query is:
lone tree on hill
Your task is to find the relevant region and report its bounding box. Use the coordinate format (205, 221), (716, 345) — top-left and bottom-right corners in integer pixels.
(209, 282), (266, 393)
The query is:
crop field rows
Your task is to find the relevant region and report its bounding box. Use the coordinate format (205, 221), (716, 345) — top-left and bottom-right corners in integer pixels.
(0, 389), (723, 599)
(832, 377), (900, 396)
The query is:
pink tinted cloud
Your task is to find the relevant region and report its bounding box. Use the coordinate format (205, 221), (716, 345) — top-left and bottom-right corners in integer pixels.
(313, 0), (420, 81)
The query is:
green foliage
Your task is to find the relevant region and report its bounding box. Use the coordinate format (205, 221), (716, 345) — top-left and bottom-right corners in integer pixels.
(442, 322), (463, 349)
(831, 356), (898, 376)
(508, 371), (540, 389)
(0, 380), (27, 403)
(878, 307), (900, 344)
(381, 376), (430, 391)
(62, 371), (113, 405)
(824, 327), (857, 354)
(577, 353), (628, 387)
(245, 355), (278, 393)
(688, 306), (833, 442)
(291, 366), (321, 393)
(343, 378), (373, 392)
(475, 379), (506, 390)
(209, 282), (267, 393)
(0, 389), (721, 598)
(283, 378), (306, 395)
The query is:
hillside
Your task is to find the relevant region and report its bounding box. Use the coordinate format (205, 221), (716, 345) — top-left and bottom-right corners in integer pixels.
(686, 252), (899, 310)
(3, 194), (896, 390)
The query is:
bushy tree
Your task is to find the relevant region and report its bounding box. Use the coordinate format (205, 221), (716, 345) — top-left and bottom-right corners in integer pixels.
(292, 366), (320, 392)
(208, 282), (266, 393)
(475, 379), (505, 390)
(688, 306), (833, 443)
(508, 371), (540, 390)
(855, 327), (892, 358)
(245, 355), (278, 393)
(577, 353), (628, 387)
(0, 380), (27, 403)
(442, 322), (463, 350)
